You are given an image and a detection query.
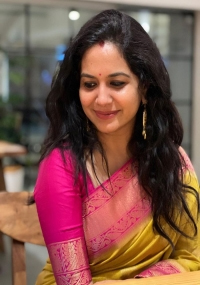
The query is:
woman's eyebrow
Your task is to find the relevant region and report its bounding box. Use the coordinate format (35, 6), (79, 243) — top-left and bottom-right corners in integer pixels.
(81, 72), (130, 78)
(108, 72), (130, 78)
(81, 73), (95, 78)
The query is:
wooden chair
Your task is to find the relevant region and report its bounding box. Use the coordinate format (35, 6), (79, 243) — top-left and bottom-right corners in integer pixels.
(0, 191), (45, 285)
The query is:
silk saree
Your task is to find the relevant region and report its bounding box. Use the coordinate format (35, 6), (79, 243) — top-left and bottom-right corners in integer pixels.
(34, 147), (200, 285)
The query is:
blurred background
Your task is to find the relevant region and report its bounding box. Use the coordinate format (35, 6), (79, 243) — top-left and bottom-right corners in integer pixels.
(0, 0), (200, 283)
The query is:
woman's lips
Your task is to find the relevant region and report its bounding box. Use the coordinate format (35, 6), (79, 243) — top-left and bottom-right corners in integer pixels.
(94, 110), (119, 119)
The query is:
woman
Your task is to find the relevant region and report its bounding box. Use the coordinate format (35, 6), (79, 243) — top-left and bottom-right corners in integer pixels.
(34, 9), (200, 285)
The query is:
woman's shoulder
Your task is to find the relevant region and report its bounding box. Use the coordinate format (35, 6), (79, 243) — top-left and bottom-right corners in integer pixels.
(178, 146), (199, 191)
(34, 148), (79, 196)
(40, 147), (76, 171)
(178, 146), (195, 172)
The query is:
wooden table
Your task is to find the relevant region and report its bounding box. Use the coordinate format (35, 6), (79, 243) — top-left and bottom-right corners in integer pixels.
(0, 140), (27, 251)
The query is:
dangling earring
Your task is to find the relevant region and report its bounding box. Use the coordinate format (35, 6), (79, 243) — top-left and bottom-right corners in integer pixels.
(142, 104), (147, 140)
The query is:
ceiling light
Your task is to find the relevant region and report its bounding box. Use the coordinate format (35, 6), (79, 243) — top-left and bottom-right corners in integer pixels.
(69, 10), (80, 21)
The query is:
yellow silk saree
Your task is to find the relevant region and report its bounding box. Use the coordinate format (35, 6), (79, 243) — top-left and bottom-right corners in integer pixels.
(35, 148), (200, 285)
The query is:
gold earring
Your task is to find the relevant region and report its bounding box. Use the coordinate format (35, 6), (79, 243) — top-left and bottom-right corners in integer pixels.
(142, 104), (147, 140)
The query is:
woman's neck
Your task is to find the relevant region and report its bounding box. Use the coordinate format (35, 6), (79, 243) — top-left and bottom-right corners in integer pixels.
(86, 130), (134, 187)
(95, 131), (133, 175)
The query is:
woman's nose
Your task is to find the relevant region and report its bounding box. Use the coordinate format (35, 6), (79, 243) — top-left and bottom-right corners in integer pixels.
(95, 86), (112, 106)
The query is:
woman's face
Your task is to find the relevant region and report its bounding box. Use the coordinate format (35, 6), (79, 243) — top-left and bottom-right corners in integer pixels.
(79, 42), (145, 138)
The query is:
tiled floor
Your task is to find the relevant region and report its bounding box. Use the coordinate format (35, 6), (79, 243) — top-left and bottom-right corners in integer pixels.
(0, 234), (48, 285)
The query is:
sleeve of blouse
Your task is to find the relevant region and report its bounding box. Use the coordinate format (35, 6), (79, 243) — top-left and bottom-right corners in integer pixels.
(34, 148), (92, 285)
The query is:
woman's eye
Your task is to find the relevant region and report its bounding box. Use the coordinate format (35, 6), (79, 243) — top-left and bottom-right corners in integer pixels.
(84, 82), (96, 89)
(110, 81), (125, 87)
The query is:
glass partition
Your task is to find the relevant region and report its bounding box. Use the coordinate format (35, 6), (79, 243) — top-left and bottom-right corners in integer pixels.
(0, 3), (194, 188)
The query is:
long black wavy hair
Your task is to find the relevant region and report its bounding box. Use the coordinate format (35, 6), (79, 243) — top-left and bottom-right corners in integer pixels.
(40, 9), (199, 247)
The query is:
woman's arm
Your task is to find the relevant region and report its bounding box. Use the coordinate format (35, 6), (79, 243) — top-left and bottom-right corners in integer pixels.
(34, 148), (92, 285)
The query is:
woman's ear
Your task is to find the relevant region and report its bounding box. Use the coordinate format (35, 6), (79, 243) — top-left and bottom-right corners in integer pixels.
(140, 81), (149, 104)
(141, 89), (147, 105)
(142, 98), (147, 105)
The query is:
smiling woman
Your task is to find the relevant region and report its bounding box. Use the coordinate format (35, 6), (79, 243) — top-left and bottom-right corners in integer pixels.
(79, 42), (144, 141)
(33, 9), (200, 285)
